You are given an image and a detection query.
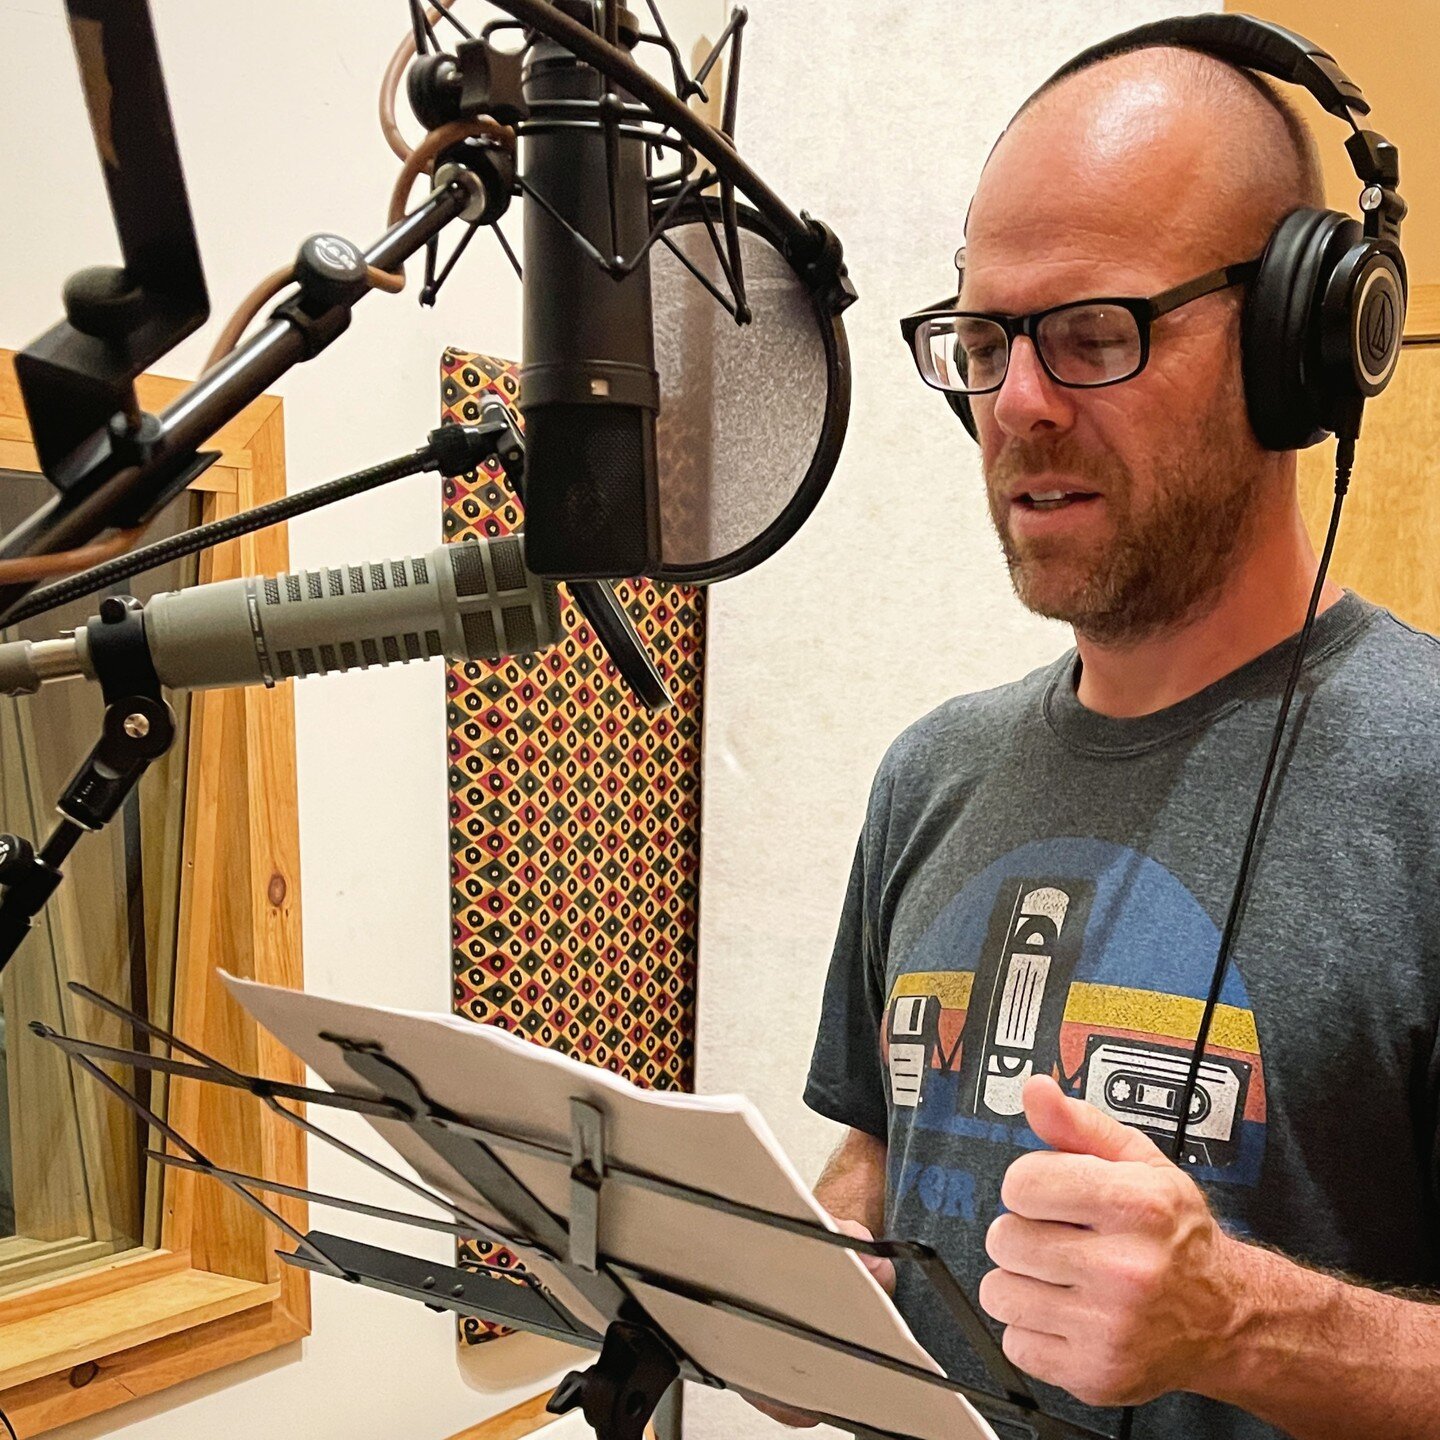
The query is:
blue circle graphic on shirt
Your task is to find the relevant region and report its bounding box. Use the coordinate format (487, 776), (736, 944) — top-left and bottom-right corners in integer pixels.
(882, 837), (1265, 1187)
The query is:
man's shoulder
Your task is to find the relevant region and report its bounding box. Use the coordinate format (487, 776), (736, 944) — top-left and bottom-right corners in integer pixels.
(1331, 599), (1440, 719)
(876, 654), (1064, 791)
(1271, 599), (1440, 800)
(1346, 599), (1440, 669)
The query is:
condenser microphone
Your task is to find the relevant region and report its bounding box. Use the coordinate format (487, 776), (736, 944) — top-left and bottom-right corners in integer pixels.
(518, 13), (660, 580)
(0, 537), (563, 697)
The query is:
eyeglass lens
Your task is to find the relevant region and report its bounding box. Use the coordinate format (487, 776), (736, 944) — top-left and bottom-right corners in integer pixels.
(915, 302), (1145, 393)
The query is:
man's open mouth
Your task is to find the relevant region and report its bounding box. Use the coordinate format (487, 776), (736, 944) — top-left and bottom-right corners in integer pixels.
(1013, 490), (1100, 512)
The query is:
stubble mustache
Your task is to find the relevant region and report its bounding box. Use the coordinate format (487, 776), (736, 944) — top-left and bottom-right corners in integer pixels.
(983, 439), (1132, 548)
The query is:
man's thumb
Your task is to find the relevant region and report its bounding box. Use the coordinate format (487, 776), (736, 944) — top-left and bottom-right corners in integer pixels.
(1021, 1073), (1166, 1165)
(832, 1217), (897, 1296)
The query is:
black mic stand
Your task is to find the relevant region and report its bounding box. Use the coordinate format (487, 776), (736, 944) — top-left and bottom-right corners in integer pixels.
(35, 988), (1121, 1440)
(0, 178), (488, 625)
(1, 0), (519, 624)
(0, 598), (175, 974)
(7, 0), (855, 623)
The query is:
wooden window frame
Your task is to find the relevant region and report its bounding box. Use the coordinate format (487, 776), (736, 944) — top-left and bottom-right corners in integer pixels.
(0, 352), (308, 1433)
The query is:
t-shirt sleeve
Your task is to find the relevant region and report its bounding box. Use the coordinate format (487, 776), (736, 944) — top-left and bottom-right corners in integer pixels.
(1429, 1020), (1440, 1205)
(804, 830), (889, 1141)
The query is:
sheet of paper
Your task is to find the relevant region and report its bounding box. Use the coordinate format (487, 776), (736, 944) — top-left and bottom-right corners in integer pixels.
(225, 975), (1000, 1440)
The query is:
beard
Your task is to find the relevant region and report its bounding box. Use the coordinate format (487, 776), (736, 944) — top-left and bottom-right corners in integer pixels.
(984, 390), (1268, 645)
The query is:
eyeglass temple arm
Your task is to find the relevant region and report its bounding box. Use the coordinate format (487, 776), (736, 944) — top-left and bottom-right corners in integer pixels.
(1148, 258), (1262, 318)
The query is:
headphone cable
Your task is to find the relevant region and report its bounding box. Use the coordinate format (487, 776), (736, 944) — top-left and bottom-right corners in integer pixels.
(1112, 436), (1355, 1440)
(1169, 436), (1354, 1164)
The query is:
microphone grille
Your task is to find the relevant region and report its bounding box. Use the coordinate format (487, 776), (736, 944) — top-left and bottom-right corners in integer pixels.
(462, 610), (500, 656)
(451, 539), (491, 597)
(447, 536), (564, 659)
(490, 536), (527, 593)
(523, 406), (655, 577)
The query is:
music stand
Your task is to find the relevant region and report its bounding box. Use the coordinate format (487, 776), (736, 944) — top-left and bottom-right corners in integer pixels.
(36, 977), (1118, 1440)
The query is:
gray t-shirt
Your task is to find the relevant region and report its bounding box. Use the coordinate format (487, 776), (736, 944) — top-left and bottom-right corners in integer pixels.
(806, 592), (1440, 1439)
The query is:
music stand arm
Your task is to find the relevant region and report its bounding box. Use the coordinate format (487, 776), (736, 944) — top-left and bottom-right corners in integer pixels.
(35, 1002), (1121, 1440)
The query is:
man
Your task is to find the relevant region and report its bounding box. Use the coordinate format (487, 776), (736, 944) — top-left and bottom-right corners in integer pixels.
(803, 41), (1440, 1440)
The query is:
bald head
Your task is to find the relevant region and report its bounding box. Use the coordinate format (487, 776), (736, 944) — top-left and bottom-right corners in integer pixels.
(968, 46), (1325, 278)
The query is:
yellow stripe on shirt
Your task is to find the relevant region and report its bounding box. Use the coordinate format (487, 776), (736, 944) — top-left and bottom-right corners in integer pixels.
(886, 973), (1259, 1054)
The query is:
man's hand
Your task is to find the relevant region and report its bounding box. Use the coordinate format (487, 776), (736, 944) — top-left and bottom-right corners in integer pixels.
(978, 1073), (1246, 1409)
(835, 1215), (898, 1296)
(748, 1216), (897, 1428)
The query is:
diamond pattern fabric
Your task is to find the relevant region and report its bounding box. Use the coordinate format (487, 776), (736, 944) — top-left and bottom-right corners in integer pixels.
(441, 350), (705, 1342)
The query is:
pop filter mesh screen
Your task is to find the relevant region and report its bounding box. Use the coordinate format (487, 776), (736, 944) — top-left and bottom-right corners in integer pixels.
(652, 217), (832, 569)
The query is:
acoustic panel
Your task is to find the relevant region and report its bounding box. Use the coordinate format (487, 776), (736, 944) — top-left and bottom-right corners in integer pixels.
(441, 350), (705, 1342)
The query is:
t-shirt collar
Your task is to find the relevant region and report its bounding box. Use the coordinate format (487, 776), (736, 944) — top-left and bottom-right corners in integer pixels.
(1042, 591), (1378, 757)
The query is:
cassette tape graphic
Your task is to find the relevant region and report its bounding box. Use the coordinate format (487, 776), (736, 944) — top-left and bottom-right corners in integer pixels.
(886, 993), (943, 1108)
(1081, 1036), (1251, 1168)
(960, 879), (1092, 1121)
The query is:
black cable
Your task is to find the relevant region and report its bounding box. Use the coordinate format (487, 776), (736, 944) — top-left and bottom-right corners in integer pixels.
(5, 446), (435, 626)
(1170, 436), (1354, 1164)
(0, 1401), (16, 1440)
(1110, 438), (1355, 1440)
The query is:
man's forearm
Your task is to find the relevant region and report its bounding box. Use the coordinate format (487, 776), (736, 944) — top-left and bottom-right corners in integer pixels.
(1201, 1239), (1440, 1439)
(812, 1127), (887, 1237)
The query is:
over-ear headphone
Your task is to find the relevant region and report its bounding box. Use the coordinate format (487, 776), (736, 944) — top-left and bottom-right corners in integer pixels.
(934, 13), (1407, 452)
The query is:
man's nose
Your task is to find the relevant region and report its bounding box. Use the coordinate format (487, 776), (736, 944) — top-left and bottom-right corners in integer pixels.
(987, 336), (1076, 439)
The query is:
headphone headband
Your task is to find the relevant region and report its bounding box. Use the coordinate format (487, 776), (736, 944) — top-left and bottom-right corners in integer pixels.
(1038, 12), (1404, 243)
(922, 11), (1408, 449)
(1046, 15), (1369, 122)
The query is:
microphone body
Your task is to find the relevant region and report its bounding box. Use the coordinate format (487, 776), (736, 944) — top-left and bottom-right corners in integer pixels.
(0, 538), (563, 696)
(519, 33), (660, 579)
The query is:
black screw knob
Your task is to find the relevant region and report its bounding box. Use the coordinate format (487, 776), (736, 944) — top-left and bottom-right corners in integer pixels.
(0, 833), (36, 884)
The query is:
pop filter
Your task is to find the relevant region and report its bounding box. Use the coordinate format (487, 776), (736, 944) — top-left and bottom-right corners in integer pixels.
(649, 196), (850, 585)
(389, 1), (857, 588)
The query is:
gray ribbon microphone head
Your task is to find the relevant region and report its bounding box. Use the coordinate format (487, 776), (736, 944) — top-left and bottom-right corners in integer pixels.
(116, 537), (562, 692)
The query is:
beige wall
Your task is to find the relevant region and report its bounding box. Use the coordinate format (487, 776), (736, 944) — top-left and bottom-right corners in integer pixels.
(690, 4), (1219, 1438)
(1226, 0), (1440, 285)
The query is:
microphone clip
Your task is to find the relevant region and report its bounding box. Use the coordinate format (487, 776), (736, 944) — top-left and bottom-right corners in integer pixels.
(425, 416), (524, 483)
(0, 601), (176, 976)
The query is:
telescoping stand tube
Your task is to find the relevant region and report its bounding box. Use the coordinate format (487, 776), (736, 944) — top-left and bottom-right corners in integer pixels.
(36, 989), (1118, 1440)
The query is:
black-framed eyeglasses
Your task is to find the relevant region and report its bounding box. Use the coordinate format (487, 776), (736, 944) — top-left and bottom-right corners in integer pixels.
(899, 258), (1261, 396)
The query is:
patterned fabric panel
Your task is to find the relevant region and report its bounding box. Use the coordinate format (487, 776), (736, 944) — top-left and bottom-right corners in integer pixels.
(441, 349), (704, 1343)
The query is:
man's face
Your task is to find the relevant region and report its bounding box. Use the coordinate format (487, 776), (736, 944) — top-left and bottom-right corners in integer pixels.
(962, 81), (1275, 644)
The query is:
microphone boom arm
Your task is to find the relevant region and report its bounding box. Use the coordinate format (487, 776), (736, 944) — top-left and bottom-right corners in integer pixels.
(0, 178), (482, 625)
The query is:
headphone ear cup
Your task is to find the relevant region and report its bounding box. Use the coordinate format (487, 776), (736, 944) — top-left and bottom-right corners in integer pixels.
(1317, 236), (1406, 439)
(1242, 207), (1352, 451)
(947, 390), (979, 441)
